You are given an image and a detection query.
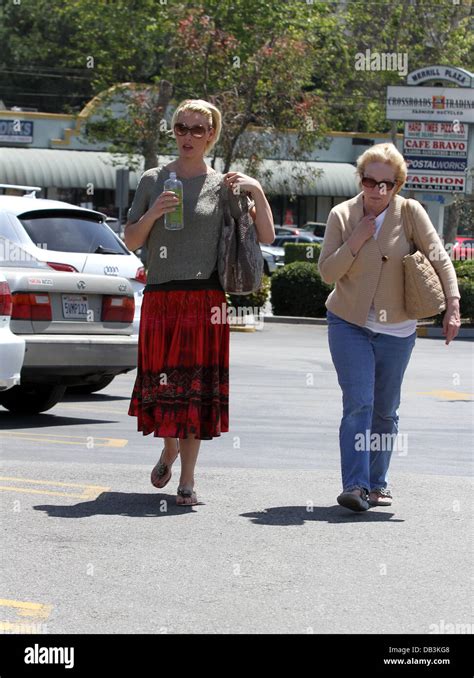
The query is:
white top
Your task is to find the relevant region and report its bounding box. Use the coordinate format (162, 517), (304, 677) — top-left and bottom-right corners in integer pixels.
(363, 207), (417, 338)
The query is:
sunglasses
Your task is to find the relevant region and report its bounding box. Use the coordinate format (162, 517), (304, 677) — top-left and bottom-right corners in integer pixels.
(361, 176), (397, 191)
(174, 122), (212, 138)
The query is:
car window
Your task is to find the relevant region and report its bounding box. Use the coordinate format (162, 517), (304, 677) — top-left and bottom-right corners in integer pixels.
(18, 209), (128, 254)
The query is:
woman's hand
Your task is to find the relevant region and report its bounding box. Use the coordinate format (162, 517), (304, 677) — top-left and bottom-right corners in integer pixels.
(224, 172), (274, 244)
(443, 297), (461, 345)
(347, 215), (377, 255)
(223, 171), (261, 197)
(149, 190), (180, 220)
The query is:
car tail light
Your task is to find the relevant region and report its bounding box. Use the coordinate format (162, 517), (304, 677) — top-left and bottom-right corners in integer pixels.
(11, 292), (52, 321)
(102, 295), (135, 323)
(47, 262), (78, 272)
(0, 281), (12, 316)
(133, 266), (147, 284)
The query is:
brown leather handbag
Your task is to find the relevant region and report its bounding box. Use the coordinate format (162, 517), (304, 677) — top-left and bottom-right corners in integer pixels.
(402, 199), (446, 319)
(218, 183), (264, 294)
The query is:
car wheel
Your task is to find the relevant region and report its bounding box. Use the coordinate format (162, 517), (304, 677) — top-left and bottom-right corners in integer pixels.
(0, 383), (67, 414)
(67, 375), (116, 395)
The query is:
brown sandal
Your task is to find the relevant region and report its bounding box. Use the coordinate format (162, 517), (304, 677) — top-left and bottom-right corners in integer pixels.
(151, 445), (179, 489)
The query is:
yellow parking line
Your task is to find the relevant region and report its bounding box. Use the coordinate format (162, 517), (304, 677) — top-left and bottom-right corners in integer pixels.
(0, 599), (52, 619)
(417, 389), (473, 400)
(0, 431), (128, 447)
(0, 476), (109, 499)
(0, 598), (52, 633)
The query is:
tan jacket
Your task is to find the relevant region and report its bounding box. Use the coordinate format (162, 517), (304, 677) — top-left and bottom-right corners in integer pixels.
(318, 192), (460, 326)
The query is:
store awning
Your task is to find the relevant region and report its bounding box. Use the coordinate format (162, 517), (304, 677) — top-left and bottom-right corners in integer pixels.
(0, 147), (359, 196)
(0, 147), (142, 191)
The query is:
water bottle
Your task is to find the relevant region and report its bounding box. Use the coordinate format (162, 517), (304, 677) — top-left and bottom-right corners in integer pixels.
(164, 172), (184, 230)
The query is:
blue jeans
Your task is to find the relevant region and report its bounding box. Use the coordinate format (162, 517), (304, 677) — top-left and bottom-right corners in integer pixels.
(327, 310), (416, 493)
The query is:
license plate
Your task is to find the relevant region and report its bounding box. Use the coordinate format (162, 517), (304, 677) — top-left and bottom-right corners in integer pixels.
(62, 294), (89, 319)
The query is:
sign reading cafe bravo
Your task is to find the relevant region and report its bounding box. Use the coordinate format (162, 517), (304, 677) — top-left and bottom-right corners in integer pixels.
(386, 65), (474, 194)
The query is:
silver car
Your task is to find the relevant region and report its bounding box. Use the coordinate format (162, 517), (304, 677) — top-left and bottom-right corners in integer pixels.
(0, 251), (137, 413)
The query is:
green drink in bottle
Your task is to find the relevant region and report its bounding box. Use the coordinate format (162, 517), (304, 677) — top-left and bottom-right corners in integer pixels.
(164, 171), (184, 230)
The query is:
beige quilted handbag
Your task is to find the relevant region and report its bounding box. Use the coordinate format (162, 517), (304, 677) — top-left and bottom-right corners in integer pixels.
(402, 200), (446, 319)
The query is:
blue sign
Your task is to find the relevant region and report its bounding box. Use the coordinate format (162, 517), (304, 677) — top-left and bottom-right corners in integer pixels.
(0, 119), (33, 143)
(406, 155), (467, 172)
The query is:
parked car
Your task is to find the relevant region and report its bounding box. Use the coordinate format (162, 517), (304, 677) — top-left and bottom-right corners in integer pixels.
(0, 271), (25, 392)
(301, 221), (327, 238)
(0, 188), (145, 338)
(452, 237), (474, 261)
(260, 244), (285, 275)
(272, 234), (324, 248)
(275, 226), (301, 236)
(0, 249), (138, 412)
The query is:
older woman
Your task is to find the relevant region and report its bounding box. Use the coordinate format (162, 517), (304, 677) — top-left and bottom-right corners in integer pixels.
(124, 99), (274, 506)
(318, 143), (460, 512)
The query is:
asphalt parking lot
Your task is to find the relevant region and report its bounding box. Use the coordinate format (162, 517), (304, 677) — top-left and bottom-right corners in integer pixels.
(1, 323), (472, 633)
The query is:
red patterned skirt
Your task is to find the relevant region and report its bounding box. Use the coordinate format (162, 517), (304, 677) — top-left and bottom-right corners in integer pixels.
(128, 289), (230, 440)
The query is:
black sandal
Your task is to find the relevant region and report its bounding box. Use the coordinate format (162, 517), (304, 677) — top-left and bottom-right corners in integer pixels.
(150, 445), (179, 489)
(176, 486), (198, 506)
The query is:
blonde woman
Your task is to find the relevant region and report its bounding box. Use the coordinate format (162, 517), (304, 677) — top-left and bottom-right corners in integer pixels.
(124, 99), (274, 506)
(318, 143), (460, 512)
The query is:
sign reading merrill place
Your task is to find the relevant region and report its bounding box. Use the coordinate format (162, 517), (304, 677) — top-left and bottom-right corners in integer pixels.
(386, 86), (474, 122)
(407, 65), (473, 88)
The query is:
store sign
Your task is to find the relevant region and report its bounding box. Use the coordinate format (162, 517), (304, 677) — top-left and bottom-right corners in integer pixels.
(404, 121), (468, 140)
(405, 173), (465, 192)
(404, 138), (468, 156)
(406, 156), (467, 172)
(0, 119), (33, 143)
(403, 120), (468, 193)
(386, 86), (474, 122)
(407, 65), (473, 88)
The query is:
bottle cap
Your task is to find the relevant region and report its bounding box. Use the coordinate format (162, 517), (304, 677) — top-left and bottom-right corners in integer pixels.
(169, 171), (177, 179)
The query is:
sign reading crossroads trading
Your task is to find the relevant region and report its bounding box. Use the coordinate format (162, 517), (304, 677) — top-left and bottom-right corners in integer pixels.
(386, 86), (474, 123)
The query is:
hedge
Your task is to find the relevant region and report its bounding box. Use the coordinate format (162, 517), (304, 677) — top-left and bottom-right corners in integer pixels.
(284, 242), (322, 265)
(270, 261), (333, 317)
(227, 274), (271, 311)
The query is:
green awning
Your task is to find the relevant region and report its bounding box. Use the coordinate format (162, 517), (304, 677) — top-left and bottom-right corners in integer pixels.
(0, 147), (359, 196)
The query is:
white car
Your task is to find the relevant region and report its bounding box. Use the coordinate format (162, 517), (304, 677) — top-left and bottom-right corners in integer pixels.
(0, 259), (137, 413)
(0, 187), (145, 336)
(0, 271), (25, 391)
(260, 244), (285, 275)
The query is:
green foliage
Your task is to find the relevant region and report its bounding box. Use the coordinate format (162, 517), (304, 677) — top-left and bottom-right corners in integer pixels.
(284, 243), (322, 265)
(453, 260), (474, 280)
(270, 261), (332, 317)
(228, 275), (271, 311)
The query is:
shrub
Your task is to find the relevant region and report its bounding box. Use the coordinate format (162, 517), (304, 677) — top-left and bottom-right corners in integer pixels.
(284, 242), (322, 265)
(453, 260), (474, 280)
(270, 261), (333, 317)
(227, 274), (271, 311)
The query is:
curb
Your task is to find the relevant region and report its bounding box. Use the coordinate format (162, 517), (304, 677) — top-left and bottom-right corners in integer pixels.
(260, 315), (474, 339)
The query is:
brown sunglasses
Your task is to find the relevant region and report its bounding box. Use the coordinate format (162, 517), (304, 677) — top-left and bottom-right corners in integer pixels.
(174, 122), (212, 138)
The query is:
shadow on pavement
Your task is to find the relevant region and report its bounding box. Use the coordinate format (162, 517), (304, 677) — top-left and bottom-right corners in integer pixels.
(33, 494), (403, 522)
(62, 393), (130, 402)
(0, 414), (117, 428)
(241, 506), (404, 525)
(34, 491), (201, 517)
